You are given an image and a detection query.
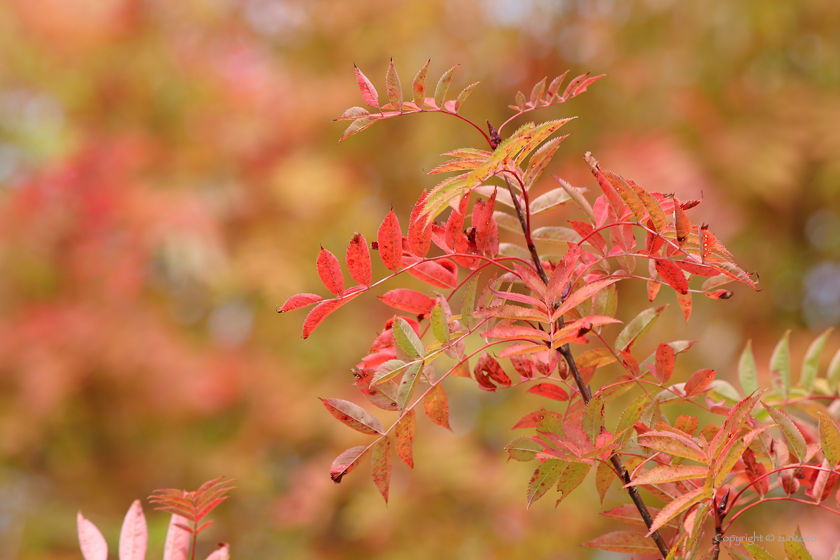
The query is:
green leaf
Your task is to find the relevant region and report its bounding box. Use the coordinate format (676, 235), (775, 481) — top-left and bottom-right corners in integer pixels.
(615, 305), (666, 351)
(784, 527), (815, 560)
(583, 395), (605, 443)
(744, 542), (776, 560)
(461, 275), (479, 329)
(818, 411), (840, 468)
(761, 402), (807, 462)
(726, 547), (753, 560)
(339, 115), (379, 142)
(829, 347), (840, 395)
(385, 59), (403, 112)
(371, 359), (410, 385)
(393, 317), (425, 358)
(595, 461), (616, 503)
(430, 301), (450, 344)
(527, 459), (564, 508)
(411, 60), (430, 107)
(529, 188), (572, 214)
(770, 330), (791, 399)
(396, 361), (422, 412)
(616, 393), (651, 445)
(454, 82), (479, 112)
(434, 65), (458, 109)
(738, 340), (759, 396)
(556, 462), (591, 504)
(802, 328), (833, 393)
(505, 437), (543, 462)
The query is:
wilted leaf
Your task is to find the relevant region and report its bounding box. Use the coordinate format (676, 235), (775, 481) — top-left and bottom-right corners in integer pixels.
(455, 82), (479, 112)
(330, 446), (369, 483)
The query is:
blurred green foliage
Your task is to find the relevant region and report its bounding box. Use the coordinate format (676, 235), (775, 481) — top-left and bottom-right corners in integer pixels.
(1, 0), (839, 558)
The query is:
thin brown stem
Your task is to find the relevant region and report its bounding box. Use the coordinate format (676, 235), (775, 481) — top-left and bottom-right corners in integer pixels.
(502, 175), (670, 559)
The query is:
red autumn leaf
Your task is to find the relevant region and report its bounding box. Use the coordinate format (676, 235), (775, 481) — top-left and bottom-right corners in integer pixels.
(705, 289), (733, 300)
(546, 243), (580, 305)
(527, 383), (569, 402)
(676, 290), (692, 321)
(654, 343), (676, 383)
(674, 259), (718, 276)
(684, 368), (716, 397)
(346, 233), (372, 286)
(474, 353), (511, 391)
(512, 409), (562, 430)
(354, 64), (379, 108)
(655, 258), (689, 295)
(402, 256), (457, 288)
(742, 447), (768, 497)
(584, 153), (625, 217)
(371, 436), (392, 503)
(378, 288), (435, 314)
(377, 210), (403, 271)
(320, 398), (384, 435)
(302, 297), (353, 339)
(330, 446), (369, 483)
(408, 190), (431, 257)
(316, 248), (344, 295)
(482, 324), (550, 342)
(472, 188), (497, 256)
(424, 383), (451, 430)
(277, 293), (323, 313)
(569, 220), (608, 254)
(673, 198), (691, 247)
(395, 409), (415, 467)
(700, 224), (717, 263)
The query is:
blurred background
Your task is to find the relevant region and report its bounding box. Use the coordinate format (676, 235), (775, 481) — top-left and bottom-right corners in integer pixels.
(1, 0), (839, 558)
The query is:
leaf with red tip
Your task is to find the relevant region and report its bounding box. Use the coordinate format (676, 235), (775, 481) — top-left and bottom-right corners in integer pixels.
(395, 409), (415, 467)
(684, 369), (716, 397)
(278, 293), (323, 313)
(385, 59), (402, 112)
(163, 514), (190, 560)
(302, 296), (357, 339)
(371, 436), (392, 503)
(655, 258), (689, 295)
(354, 65), (379, 108)
(119, 500), (147, 560)
(654, 343), (676, 383)
(321, 398), (384, 435)
(379, 288), (434, 315)
(331, 445), (369, 483)
(424, 383), (451, 429)
(204, 544), (230, 560)
(472, 189), (497, 256)
(346, 233), (372, 286)
(527, 383), (569, 402)
(377, 210), (403, 271)
(317, 248), (344, 295)
(408, 190), (431, 257)
(78, 512), (108, 560)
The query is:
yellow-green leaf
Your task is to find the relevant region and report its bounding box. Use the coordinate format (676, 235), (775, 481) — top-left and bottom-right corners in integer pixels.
(762, 402), (807, 462)
(801, 328), (832, 394)
(818, 411), (840, 467)
(770, 330), (791, 399)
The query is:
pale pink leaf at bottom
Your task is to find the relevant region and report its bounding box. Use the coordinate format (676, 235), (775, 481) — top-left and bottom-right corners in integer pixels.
(163, 514), (191, 560)
(205, 543), (230, 560)
(77, 512), (108, 560)
(119, 499), (148, 560)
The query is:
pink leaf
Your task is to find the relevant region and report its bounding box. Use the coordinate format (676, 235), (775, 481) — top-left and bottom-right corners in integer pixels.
(77, 512), (108, 560)
(302, 296), (358, 339)
(119, 500), (147, 560)
(331, 445), (370, 483)
(204, 543), (230, 560)
(354, 64), (379, 108)
(163, 514), (190, 560)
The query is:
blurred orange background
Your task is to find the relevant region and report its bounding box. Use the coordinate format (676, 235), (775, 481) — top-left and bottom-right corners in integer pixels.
(1, 0), (839, 558)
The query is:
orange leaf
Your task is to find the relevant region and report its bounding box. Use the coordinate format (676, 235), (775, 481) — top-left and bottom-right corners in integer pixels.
(684, 368), (716, 397)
